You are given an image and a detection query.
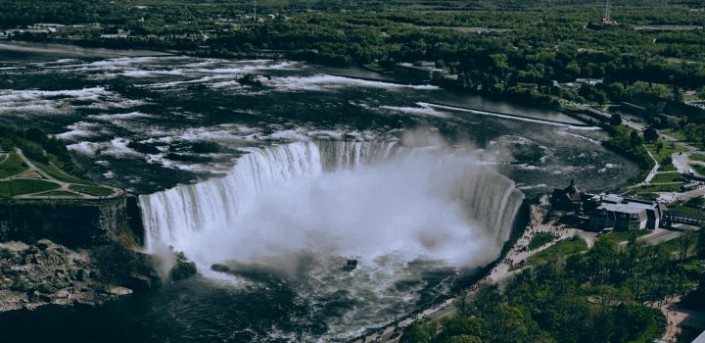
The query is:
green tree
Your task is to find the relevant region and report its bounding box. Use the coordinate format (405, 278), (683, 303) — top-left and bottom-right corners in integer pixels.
(644, 127), (659, 143)
(445, 335), (482, 343)
(610, 114), (623, 126)
(697, 227), (705, 260)
(630, 130), (643, 146)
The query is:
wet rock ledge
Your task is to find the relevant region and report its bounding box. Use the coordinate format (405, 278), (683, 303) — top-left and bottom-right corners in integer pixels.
(0, 195), (197, 313)
(0, 239), (196, 313)
(1, 240), (134, 312)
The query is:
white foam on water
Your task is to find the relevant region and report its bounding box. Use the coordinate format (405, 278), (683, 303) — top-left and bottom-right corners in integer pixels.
(380, 104), (450, 118)
(89, 111), (155, 121)
(56, 121), (105, 140)
(266, 74), (440, 92)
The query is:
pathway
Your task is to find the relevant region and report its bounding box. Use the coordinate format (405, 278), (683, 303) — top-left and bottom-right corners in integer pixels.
(6, 148), (122, 200)
(657, 296), (705, 343)
(353, 205), (589, 343)
(643, 148), (661, 184)
(639, 229), (683, 246)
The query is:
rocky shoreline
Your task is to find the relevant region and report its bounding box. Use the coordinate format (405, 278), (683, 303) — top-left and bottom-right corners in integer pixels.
(0, 239), (195, 313)
(0, 240), (129, 312)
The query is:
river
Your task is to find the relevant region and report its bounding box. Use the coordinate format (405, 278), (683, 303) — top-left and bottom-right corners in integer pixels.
(0, 42), (638, 342)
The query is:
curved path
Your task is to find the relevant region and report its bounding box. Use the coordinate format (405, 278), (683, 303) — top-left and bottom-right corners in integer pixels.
(352, 205), (591, 343)
(4, 148), (123, 200)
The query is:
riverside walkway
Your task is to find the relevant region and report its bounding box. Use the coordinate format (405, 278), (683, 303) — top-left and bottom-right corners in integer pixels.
(351, 204), (586, 343)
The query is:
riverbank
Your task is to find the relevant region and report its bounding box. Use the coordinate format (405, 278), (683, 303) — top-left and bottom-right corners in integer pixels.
(0, 240), (133, 312)
(0, 41), (174, 58)
(351, 199), (536, 343)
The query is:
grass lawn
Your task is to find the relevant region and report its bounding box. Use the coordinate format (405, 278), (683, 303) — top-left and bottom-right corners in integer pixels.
(690, 163), (705, 176)
(660, 163), (677, 172)
(528, 232), (555, 250)
(651, 172), (682, 183)
(661, 129), (687, 141)
(0, 153), (28, 178)
(601, 230), (649, 243)
(69, 184), (115, 197)
(633, 183), (684, 194)
(34, 161), (85, 184)
(0, 180), (61, 198)
(35, 190), (80, 197)
(690, 153), (705, 162)
(527, 237), (587, 266)
(644, 139), (688, 164)
(668, 203), (705, 216)
(658, 235), (698, 257)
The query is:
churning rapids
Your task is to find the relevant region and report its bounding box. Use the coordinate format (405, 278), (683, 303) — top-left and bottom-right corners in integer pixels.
(0, 43), (639, 342)
(139, 140), (523, 341)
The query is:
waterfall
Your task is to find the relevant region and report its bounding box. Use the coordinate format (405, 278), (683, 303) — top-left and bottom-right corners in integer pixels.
(139, 141), (524, 268)
(139, 141), (396, 252)
(455, 169), (525, 244)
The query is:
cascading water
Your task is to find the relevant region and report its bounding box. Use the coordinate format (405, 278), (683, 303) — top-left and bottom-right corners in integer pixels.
(139, 141), (397, 255)
(138, 139), (524, 341)
(139, 140), (523, 267)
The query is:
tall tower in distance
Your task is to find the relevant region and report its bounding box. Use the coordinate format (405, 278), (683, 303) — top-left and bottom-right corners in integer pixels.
(601, 0), (617, 26)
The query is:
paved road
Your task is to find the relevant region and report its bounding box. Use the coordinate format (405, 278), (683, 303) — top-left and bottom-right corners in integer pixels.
(638, 229), (684, 246)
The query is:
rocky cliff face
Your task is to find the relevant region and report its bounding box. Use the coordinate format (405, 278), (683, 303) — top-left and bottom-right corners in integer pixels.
(0, 195), (144, 249)
(0, 240), (136, 312)
(0, 195), (196, 313)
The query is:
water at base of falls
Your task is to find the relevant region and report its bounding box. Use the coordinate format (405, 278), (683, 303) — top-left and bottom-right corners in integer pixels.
(133, 139), (524, 341)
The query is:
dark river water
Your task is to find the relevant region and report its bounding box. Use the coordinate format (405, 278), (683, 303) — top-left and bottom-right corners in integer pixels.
(0, 42), (638, 342)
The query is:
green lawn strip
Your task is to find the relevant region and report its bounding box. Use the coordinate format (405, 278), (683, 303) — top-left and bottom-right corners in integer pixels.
(0, 179), (61, 198)
(527, 237), (587, 266)
(633, 183), (684, 194)
(601, 230), (649, 243)
(644, 139), (688, 164)
(33, 161), (85, 184)
(651, 172), (682, 183)
(34, 190), (81, 197)
(658, 236), (697, 257)
(660, 163), (677, 172)
(690, 163), (705, 176)
(690, 153), (705, 162)
(69, 184), (115, 197)
(668, 203), (705, 216)
(0, 153), (29, 178)
(528, 232), (556, 250)
(661, 129), (687, 141)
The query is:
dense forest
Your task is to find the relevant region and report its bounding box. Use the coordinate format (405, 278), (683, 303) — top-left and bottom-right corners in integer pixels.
(4, 1), (705, 111)
(0, 126), (83, 178)
(1, 0), (705, 340)
(402, 232), (705, 343)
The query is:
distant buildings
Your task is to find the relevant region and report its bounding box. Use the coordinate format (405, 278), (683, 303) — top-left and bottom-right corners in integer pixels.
(588, 195), (666, 231)
(100, 29), (131, 39)
(394, 61), (443, 82)
(552, 78), (603, 89)
(551, 181), (667, 231)
(621, 93), (705, 122)
(551, 179), (584, 212)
